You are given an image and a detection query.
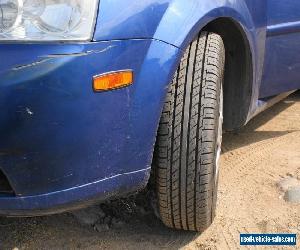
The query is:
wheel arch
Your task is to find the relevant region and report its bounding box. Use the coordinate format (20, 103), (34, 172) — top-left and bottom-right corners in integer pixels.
(94, 0), (261, 129)
(152, 4), (259, 130)
(204, 18), (254, 130)
(156, 15), (255, 130)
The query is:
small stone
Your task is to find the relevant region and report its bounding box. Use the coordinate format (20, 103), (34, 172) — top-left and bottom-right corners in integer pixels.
(71, 206), (106, 226)
(103, 216), (112, 225)
(94, 223), (110, 232)
(284, 186), (300, 203)
(137, 206), (147, 215)
(111, 217), (125, 229)
(277, 177), (300, 192)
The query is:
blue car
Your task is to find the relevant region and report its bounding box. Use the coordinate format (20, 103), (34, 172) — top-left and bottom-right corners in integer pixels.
(0, 0), (299, 232)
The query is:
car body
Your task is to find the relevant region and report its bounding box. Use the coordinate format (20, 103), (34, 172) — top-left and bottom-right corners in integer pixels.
(0, 0), (299, 216)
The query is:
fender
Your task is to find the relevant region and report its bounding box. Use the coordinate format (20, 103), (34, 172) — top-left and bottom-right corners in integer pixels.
(152, 1), (267, 123)
(94, 0), (265, 55)
(94, 0), (268, 124)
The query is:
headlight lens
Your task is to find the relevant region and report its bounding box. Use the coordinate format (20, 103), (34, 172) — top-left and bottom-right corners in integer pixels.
(0, 0), (22, 32)
(0, 0), (99, 41)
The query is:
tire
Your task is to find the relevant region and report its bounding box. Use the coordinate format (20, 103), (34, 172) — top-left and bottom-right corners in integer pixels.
(154, 32), (225, 232)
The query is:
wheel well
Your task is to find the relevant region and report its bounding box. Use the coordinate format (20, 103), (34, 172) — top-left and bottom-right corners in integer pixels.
(204, 18), (253, 130)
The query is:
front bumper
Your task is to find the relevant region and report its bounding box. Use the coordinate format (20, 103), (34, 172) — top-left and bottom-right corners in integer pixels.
(0, 39), (180, 216)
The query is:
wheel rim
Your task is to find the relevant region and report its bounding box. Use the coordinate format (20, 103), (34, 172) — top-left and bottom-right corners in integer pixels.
(215, 85), (223, 184)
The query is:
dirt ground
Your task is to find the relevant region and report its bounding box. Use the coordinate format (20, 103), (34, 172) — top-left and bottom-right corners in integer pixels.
(1, 92), (300, 250)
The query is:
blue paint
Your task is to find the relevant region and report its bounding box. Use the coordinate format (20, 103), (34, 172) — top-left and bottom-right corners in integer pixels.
(0, 39), (180, 214)
(0, 0), (299, 215)
(0, 168), (150, 216)
(260, 0), (300, 98)
(267, 21), (300, 37)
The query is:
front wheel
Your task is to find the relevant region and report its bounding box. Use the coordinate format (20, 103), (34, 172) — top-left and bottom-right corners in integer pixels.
(154, 32), (225, 232)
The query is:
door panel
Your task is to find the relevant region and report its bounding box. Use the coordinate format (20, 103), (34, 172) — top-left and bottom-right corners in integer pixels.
(260, 0), (300, 98)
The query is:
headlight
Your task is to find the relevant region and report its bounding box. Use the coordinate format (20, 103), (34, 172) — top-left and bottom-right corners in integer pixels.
(0, 0), (99, 41)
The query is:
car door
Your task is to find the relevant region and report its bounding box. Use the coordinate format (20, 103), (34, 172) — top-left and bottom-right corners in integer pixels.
(260, 0), (300, 98)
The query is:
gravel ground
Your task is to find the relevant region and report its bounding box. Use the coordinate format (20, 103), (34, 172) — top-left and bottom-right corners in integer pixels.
(1, 92), (300, 250)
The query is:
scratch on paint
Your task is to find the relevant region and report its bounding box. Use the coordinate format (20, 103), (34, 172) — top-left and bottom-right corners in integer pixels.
(26, 107), (34, 116)
(71, 167), (151, 190)
(43, 45), (116, 58)
(11, 45), (116, 71)
(26, 108), (34, 115)
(50, 173), (74, 183)
(12, 58), (51, 71)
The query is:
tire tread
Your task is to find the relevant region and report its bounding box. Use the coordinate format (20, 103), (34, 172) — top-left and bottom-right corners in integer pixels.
(155, 32), (225, 232)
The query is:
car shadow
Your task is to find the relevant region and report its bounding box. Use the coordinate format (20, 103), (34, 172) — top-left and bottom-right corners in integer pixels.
(222, 91), (300, 153)
(0, 92), (299, 249)
(0, 191), (197, 250)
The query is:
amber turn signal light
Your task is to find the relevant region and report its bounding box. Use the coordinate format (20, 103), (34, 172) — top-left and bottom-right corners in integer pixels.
(93, 70), (133, 92)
